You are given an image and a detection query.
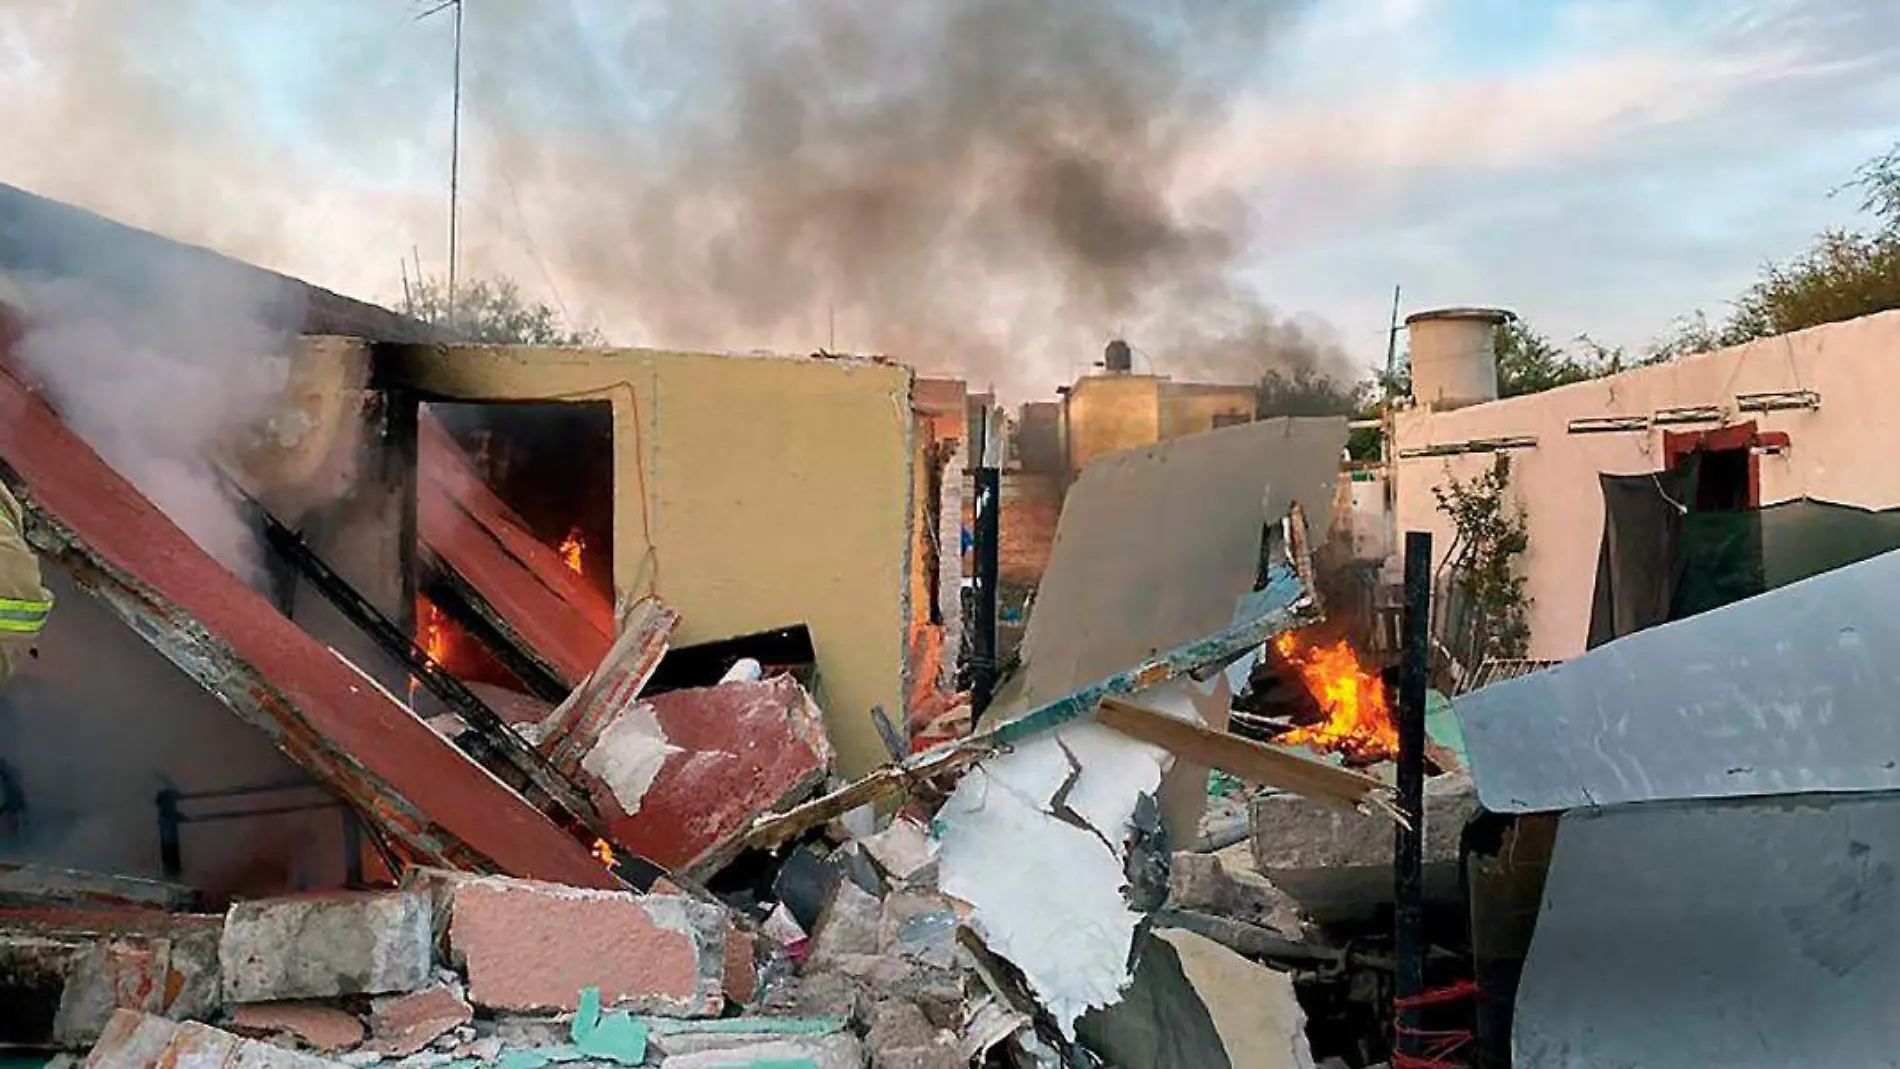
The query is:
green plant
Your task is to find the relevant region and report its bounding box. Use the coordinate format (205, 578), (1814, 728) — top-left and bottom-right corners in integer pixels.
(1432, 454), (1531, 660)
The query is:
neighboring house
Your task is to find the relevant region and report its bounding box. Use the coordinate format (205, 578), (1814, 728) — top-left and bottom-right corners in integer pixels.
(1383, 306), (1900, 664)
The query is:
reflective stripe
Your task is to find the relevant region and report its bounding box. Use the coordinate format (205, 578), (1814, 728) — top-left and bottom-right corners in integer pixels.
(0, 595), (52, 636)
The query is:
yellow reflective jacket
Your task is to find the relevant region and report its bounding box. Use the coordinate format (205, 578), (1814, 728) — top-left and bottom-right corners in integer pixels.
(0, 483), (52, 683)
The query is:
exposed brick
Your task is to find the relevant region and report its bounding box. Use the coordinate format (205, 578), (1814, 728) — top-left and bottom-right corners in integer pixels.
(227, 1003), (365, 1052)
(722, 927), (758, 1008)
(82, 1011), (345, 1069)
(365, 986), (472, 1057)
(220, 892), (432, 1003)
(447, 876), (725, 1017)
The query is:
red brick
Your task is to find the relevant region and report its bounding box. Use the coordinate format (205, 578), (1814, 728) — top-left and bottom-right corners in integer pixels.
(448, 876), (726, 1017)
(228, 1003), (366, 1052)
(722, 926), (758, 1007)
(366, 986), (472, 1056)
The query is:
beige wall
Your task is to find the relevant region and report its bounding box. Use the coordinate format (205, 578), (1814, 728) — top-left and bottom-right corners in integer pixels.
(1159, 383), (1256, 440)
(1391, 310), (1900, 660)
(1065, 375), (1162, 472)
(387, 345), (915, 778)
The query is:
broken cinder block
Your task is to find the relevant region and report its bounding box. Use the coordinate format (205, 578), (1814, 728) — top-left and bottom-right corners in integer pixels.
(447, 875), (726, 1017)
(220, 892), (433, 1003)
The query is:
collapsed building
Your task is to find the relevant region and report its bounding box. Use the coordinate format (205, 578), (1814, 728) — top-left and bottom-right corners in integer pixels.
(0, 184), (1395, 1069)
(8, 170), (1896, 1069)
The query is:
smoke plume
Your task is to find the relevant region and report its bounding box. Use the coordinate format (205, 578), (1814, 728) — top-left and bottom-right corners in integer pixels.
(0, 0), (1352, 399)
(8, 266), (302, 585)
(466, 0), (1351, 394)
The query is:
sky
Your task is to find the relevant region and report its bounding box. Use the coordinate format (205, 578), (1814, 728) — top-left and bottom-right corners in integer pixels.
(1, 0), (1897, 398)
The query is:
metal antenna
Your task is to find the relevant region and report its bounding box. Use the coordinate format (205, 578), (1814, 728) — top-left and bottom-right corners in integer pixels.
(419, 0), (464, 325)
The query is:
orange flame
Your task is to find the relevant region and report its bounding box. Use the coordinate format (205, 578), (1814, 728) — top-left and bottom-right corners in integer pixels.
(559, 529), (585, 575)
(592, 838), (617, 868)
(417, 597), (452, 665)
(1270, 630), (1397, 764)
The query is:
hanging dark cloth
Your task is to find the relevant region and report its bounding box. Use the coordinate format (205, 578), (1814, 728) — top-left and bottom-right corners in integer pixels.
(1585, 467), (1693, 649)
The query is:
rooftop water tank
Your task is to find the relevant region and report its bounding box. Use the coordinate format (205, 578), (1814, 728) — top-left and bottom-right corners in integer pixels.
(1404, 307), (1513, 411)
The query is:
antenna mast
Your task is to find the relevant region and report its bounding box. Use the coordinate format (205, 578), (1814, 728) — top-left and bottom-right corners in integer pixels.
(420, 0), (465, 323)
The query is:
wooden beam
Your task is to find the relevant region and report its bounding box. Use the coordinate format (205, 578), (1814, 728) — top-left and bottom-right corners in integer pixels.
(1095, 697), (1399, 820)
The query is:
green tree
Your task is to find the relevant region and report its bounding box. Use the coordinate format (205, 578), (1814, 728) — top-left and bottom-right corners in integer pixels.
(399, 274), (605, 346)
(1254, 364), (1383, 460)
(1677, 141), (1900, 347)
(1494, 320), (1612, 397)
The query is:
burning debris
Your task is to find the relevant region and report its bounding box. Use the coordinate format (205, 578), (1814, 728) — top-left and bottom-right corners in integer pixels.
(1266, 629), (1398, 767)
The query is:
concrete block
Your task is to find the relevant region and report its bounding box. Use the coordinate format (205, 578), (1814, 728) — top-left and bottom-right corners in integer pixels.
(1249, 773), (1477, 924)
(866, 1000), (962, 1069)
(220, 892), (433, 1003)
(227, 1003), (366, 1052)
(807, 881), (882, 965)
(1168, 849), (1304, 935)
(82, 1010), (347, 1069)
(448, 875), (726, 1016)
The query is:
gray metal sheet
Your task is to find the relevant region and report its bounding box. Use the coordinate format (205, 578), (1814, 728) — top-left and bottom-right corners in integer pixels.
(1454, 547), (1900, 812)
(1515, 795), (1900, 1068)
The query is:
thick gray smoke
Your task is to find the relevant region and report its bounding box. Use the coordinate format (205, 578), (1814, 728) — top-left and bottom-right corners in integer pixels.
(0, 0), (1353, 400)
(464, 0), (1351, 394)
(8, 267), (300, 585)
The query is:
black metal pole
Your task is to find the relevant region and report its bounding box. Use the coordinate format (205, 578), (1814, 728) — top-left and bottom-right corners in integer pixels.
(970, 409), (1001, 720)
(1395, 531), (1433, 1061)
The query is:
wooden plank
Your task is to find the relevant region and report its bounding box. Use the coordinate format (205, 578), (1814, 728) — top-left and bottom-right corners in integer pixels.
(1095, 697), (1399, 820)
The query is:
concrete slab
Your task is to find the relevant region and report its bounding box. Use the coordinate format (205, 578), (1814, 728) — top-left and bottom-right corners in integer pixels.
(1249, 773), (1476, 924)
(220, 892), (432, 1003)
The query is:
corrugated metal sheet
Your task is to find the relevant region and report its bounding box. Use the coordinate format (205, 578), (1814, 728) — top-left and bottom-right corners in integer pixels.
(1515, 794), (1900, 1068)
(1454, 548), (1900, 813)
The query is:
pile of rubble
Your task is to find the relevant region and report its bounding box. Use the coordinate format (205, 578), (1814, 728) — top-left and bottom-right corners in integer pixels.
(0, 395), (1393, 1066)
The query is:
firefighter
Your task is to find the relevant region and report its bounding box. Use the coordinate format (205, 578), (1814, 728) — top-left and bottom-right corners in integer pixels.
(0, 482), (52, 686)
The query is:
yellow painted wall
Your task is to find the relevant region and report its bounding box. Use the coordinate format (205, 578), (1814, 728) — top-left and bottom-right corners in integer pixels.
(1065, 375), (1162, 472)
(387, 344), (915, 778)
(1160, 383), (1256, 440)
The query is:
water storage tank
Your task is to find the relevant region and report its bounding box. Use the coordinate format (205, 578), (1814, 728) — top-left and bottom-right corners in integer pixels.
(1405, 307), (1513, 411)
(1103, 338), (1134, 374)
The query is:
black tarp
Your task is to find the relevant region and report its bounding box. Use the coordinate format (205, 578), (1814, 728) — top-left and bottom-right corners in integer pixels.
(1589, 472), (1900, 645)
(1585, 468), (1693, 649)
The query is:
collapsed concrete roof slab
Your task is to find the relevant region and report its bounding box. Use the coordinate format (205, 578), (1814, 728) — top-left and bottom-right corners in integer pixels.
(1455, 546), (1900, 813)
(0, 364), (618, 890)
(1514, 794), (1900, 1068)
(418, 412), (614, 689)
